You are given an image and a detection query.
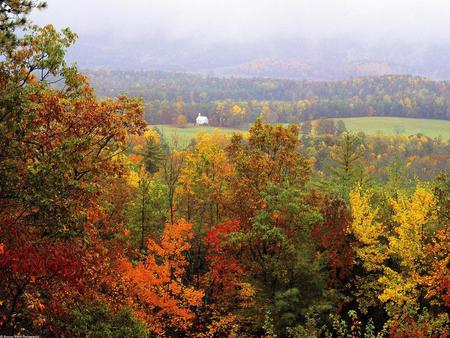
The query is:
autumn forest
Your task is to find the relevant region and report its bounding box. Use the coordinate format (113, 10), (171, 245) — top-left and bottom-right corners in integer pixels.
(1, 1), (449, 337)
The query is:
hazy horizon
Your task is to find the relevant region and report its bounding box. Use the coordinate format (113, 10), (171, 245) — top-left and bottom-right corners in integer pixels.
(30, 0), (450, 79)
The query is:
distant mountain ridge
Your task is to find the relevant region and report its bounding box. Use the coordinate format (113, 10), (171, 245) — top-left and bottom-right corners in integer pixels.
(67, 36), (450, 80)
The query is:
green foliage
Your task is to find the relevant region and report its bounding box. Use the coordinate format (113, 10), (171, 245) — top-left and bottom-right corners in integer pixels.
(322, 132), (366, 199)
(433, 171), (450, 224)
(62, 300), (148, 338)
(316, 119), (337, 135)
(328, 310), (387, 338)
(142, 133), (166, 174)
(22, 24), (78, 79)
(0, 1), (46, 45)
(127, 174), (168, 249)
(230, 183), (328, 335)
(336, 120), (347, 135)
(272, 288), (302, 329)
(0, 24), (86, 238)
(286, 314), (324, 338)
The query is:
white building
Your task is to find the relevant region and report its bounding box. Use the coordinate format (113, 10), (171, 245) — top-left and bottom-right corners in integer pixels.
(196, 113), (209, 125)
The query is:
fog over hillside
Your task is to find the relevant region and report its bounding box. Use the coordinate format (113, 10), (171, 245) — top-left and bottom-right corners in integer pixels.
(32, 0), (450, 79)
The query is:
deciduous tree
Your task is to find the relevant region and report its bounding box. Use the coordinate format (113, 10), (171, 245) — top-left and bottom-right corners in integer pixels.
(119, 219), (204, 336)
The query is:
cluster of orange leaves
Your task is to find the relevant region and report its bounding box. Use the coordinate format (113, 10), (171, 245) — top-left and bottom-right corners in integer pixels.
(119, 220), (204, 335)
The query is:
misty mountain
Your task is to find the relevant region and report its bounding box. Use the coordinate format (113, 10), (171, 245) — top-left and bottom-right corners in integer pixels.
(67, 36), (450, 80)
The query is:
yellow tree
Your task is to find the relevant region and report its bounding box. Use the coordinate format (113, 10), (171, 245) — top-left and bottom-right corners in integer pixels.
(349, 185), (387, 312)
(379, 188), (437, 313)
(350, 184), (448, 327)
(178, 131), (234, 225)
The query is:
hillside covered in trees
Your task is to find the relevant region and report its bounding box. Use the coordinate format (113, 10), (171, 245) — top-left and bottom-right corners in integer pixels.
(87, 70), (450, 126)
(1, 1), (449, 337)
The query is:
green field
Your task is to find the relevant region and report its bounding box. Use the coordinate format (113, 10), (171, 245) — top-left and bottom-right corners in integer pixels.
(151, 117), (450, 144)
(333, 117), (450, 139)
(151, 124), (245, 145)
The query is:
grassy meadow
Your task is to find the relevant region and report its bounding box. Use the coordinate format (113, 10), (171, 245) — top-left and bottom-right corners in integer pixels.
(151, 124), (246, 145)
(332, 117), (450, 139)
(151, 117), (450, 144)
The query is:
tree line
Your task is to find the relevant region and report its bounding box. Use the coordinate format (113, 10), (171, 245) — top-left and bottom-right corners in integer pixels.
(86, 70), (450, 126)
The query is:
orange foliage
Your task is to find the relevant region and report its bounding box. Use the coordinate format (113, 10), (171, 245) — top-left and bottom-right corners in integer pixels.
(119, 219), (204, 335)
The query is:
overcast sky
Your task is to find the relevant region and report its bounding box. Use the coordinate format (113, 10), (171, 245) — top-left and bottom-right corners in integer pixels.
(31, 0), (450, 44)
